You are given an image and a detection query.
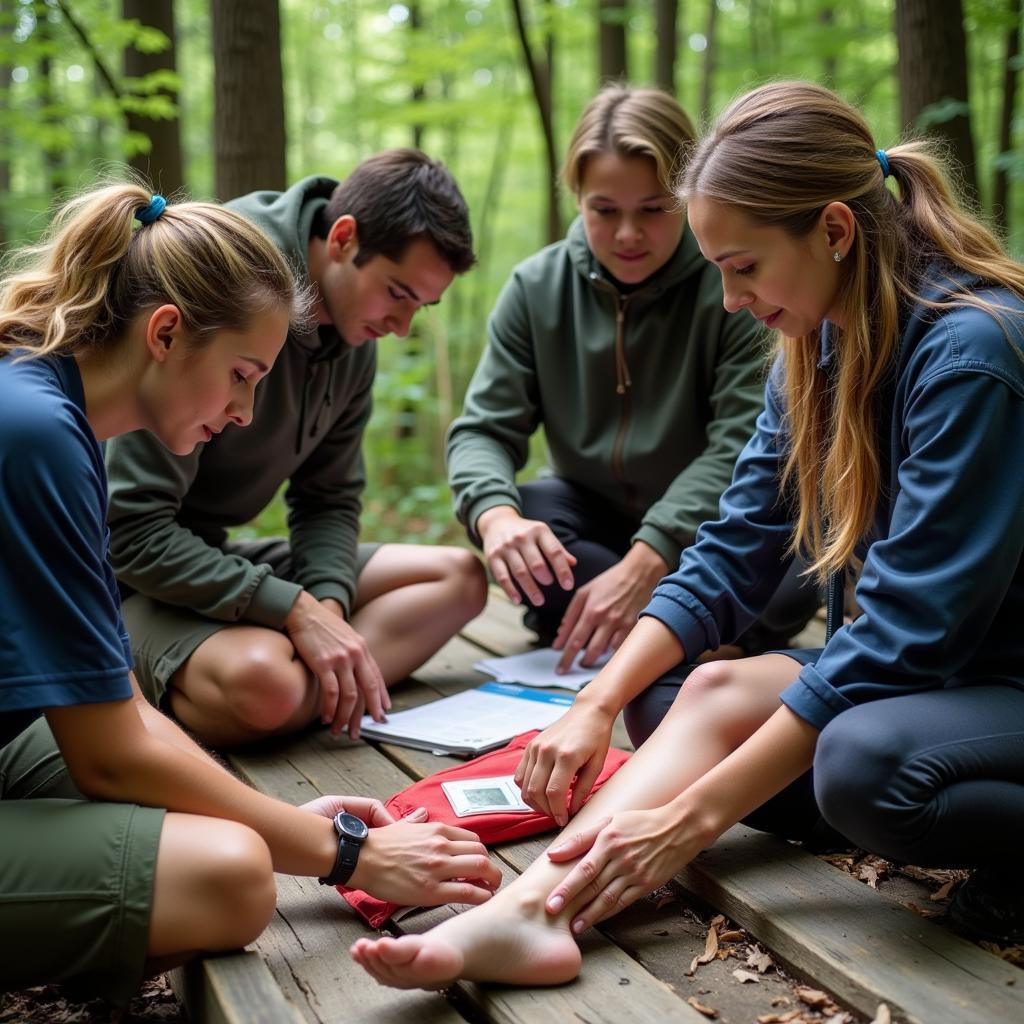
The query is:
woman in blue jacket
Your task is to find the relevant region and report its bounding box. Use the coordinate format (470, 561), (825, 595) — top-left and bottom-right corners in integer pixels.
(351, 81), (1024, 990)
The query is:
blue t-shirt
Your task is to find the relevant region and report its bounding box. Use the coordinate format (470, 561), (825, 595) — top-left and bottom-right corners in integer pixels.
(0, 352), (133, 749)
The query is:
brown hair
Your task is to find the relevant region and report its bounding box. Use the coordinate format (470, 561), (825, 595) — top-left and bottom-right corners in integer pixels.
(562, 84), (697, 195)
(321, 148), (475, 273)
(0, 177), (310, 360)
(681, 80), (1024, 581)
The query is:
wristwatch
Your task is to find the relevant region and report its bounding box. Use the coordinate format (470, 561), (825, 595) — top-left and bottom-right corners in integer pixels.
(318, 811), (369, 887)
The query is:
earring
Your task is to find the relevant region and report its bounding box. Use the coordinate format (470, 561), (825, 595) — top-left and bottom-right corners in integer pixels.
(833, 251), (843, 263)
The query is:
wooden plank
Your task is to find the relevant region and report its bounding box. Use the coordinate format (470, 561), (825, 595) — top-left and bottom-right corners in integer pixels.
(676, 825), (1022, 1024)
(171, 950), (303, 1024)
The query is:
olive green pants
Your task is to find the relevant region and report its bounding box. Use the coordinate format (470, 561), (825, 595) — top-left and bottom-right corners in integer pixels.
(0, 716), (164, 1005)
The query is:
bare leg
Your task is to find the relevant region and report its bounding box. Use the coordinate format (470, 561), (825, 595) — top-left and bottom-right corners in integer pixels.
(144, 813), (276, 974)
(351, 654), (802, 989)
(351, 544), (487, 683)
(168, 544), (486, 746)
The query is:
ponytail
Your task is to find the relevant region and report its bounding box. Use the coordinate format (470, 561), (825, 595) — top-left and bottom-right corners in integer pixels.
(0, 175), (309, 360)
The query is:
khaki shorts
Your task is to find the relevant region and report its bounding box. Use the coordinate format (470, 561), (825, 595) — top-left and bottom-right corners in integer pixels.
(123, 538), (381, 706)
(0, 717), (165, 1005)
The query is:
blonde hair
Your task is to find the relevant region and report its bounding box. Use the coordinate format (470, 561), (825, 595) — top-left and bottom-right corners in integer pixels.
(680, 80), (1024, 582)
(562, 84), (697, 195)
(0, 178), (310, 360)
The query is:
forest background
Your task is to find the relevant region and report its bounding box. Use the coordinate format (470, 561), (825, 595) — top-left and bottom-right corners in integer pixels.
(1, 0), (1021, 545)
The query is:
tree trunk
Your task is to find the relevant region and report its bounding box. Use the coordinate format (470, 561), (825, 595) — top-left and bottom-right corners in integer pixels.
(895, 0), (978, 203)
(123, 0), (183, 194)
(654, 0), (677, 94)
(598, 0), (628, 83)
(508, 0), (561, 242)
(700, 0), (718, 119)
(211, 0), (286, 199)
(820, 6), (836, 85)
(993, 0), (1021, 236)
(0, 0), (11, 246)
(35, 3), (65, 196)
(410, 0), (425, 150)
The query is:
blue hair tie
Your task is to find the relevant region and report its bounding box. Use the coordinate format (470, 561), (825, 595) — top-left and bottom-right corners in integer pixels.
(875, 149), (892, 179)
(136, 194), (167, 225)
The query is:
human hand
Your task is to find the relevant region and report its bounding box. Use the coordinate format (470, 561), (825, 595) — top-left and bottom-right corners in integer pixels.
(554, 545), (668, 674)
(513, 702), (615, 826)
(543, 807), (702, 933)
(284, 591), (390, 740)
(477, 505), (576, 606)
(299, 793), (397, 828)
(348, 818), (503, 907)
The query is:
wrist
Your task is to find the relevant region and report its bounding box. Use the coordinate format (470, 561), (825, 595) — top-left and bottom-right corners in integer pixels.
(667, 793), (725, 851)
(625, 541), (670, 585)
(476, 504), (520, 539)
(345, 828), (379, 892)
(314, 814), (339, 878)
(284, 590), (317, 632)
(573, 688), (620, 723)
(320, 597), (345, 619)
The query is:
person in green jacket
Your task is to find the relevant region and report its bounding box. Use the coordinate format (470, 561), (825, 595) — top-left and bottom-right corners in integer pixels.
(447, 86), (818, 673)
(105, 150), (488, 747)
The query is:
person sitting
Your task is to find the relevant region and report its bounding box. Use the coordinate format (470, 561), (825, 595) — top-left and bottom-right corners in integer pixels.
(351, 80), (1024, 989)
(447, 85), (819, 676)
(105, 150), (488, 747)
(0, 181), (501, 1005)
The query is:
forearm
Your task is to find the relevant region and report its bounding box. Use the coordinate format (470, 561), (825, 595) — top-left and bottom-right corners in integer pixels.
(575, 616), (685, 719)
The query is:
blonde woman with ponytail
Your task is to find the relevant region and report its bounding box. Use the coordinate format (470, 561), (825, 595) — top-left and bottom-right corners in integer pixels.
(0, 181), (501, 1004)
(351, 82), (1024, 991)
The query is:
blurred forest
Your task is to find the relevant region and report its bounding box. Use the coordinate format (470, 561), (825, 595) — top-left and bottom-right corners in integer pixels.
(1, 0), (1021, 543)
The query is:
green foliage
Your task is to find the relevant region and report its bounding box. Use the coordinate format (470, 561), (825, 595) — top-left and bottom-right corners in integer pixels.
(4, 0), (1024, 543)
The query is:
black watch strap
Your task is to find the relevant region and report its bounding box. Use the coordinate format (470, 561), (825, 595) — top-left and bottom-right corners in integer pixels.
(318, 812), (367, 887)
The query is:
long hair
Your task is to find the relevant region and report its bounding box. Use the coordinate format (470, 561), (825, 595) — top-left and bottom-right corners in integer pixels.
(562, 84), (697, 195)
(0, 176), (310, 361)
(680, 80), (1024, 581)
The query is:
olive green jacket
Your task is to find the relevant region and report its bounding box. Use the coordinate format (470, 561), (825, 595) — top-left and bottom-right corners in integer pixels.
(446, 217), (767, 570)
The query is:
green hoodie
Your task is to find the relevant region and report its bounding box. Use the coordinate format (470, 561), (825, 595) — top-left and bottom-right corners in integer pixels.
(105, 176), (375, 625)
(446, 217), (766, 570)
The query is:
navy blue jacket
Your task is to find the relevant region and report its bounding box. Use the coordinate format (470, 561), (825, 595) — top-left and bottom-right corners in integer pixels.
(642, 278), (1024, 730)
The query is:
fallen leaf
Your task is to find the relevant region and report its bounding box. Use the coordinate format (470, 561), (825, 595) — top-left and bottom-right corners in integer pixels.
(746, 947), (774, 973)
(757, 1012), (802, 1023)
(929, 879), (957, 902)
(794, 986), (832, 1008)
(771, 996), (792, 1007)
(687, 924), (720, 975)
(656, 894), (677, 910)
(719, 929), (746, 942)
(709, 913), (726, 928)
(687, 996), (719, 1018)
(732, 968), (761, 984)
(902, 900), (943, 918)
(870, 1004), (892, 1024)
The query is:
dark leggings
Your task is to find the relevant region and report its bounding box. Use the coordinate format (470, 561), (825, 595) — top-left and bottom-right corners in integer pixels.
(625, 665), (1024, 868)
(518, 477), (821, 653)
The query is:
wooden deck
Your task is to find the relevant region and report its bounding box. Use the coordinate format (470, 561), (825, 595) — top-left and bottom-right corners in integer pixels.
(174, 590), (1022, 1024)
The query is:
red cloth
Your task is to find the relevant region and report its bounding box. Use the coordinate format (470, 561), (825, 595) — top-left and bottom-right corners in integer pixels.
(338, 730), (630, 926)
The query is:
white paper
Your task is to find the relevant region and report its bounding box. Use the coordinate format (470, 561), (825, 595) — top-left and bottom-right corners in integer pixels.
(473, 646), (610, 692)
(358, 683), (573, 755)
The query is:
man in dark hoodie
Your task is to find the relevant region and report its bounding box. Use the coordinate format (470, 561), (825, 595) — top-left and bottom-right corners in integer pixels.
(105, 150), (487, 747)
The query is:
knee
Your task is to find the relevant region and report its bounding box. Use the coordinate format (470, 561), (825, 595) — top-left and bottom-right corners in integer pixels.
(187, 822), (276, 951)
(221, 640), (310, 734)
(814, 708), (921, 858)
(439, 547), (488, 619)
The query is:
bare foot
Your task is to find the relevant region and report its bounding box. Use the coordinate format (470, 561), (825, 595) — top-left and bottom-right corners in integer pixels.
(350, 889), (582, 990)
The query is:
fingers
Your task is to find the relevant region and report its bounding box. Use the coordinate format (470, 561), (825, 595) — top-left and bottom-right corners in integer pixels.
(545, 756), (578, 827)
(513, 744), (533, 788)
(544, 842), (611, 915)
(358, 653), (388, 723)
(318, 669), (340, 728)
(571, 877), (648, 933)
(579, 621), (614, 669)
(545, 816), (610, 864)
(346, 693), (366, 741)
(330, 664), (358, 737)
(487, 553), (524, 605)
(505, 547), (545, 605)
(340, 796), (396, 827)
(568, 752), (604, 818)
(536, 530), (576, 590)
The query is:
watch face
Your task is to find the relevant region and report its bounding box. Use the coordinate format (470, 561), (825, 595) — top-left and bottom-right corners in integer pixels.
(338, 811), (369, 841)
